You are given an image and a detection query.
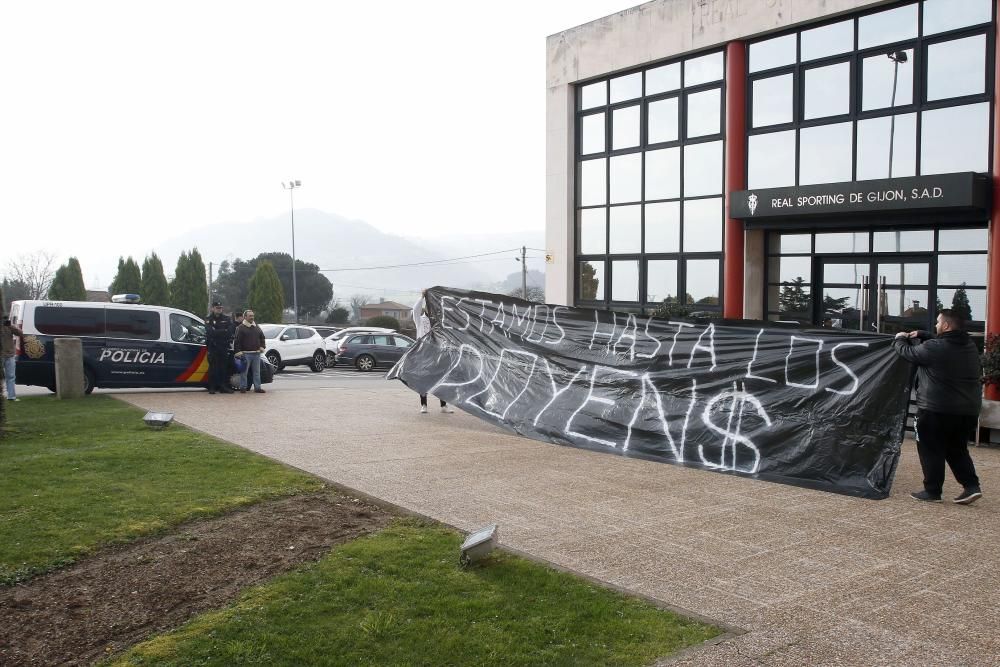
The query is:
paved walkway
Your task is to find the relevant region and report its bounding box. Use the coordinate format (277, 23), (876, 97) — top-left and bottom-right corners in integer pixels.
(121, 383), (1000, 666)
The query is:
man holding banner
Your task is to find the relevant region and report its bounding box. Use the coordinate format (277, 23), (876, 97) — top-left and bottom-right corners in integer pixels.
(893, 309), (983, 505)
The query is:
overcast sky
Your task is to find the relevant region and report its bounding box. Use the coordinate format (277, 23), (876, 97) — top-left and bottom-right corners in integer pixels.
(0, 0), (634, 287)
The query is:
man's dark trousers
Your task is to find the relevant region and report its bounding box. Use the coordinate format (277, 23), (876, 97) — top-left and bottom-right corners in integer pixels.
(208, 350), (229, 392)
(915, 409), (980, 496)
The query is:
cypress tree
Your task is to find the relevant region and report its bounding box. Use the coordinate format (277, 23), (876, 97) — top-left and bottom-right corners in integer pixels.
(108, 256), (142, 296)
(141, 252), (171, 306)
(169, 251), (192, 312)
(248, 261), (284, 323)
(187, 248), (209, 317)
(950, 283), (973, 324)
(48, 257), (87, 301)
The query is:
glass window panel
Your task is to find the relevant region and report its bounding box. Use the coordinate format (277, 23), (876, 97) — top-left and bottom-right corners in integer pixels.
(923, 0), (992, 36)
(749, 33), (796, 73)
(106, 309), (161, 340)
(609, 72), (642, 103)
(769, 233), (811, 254)
(824, 262), (868, 283)
(578, 208), (606, 254)
(611, 260), (640, 302)
(646, 62), (681, 95)
(937, 287), (987, 322)
(873, 230), (933, 252)
(580, 81), (606, 110)
(862, 49), (914, 111)
(883, 290), (931, 318)
(579, 158), (606, 206)
(753, 74), (793, 128)
(683, 197), (723, 252)
(685, 52), (724, 86)
(644, 147), (680, 200)
(768, 256), (812, 283)
(609, 205), (642, 254)
(937, 254), (988, 286)
(856, 113), (917, 180)
(686, 259), (720, 306)
(801, 19), (853, 61)
(686, 88), (721, 138)
(748, 130), (795, 189)
(648, 97), (679, 144)
(578, 260), (605, 300)
(815, 232), (869, 253)
(609, 153), (641, 203)
(821, 287), (863, 326)
(921, 103), (990, 174)
(683, 140), (723, 197)
(646, 259), (679, 303)
(799, 123), (852, 185)
(938, 228), (988, 251)
(612, 105), (641, 149)
(581, 112), (605, 155)
(877, 262), (929, 285)
(804, 61), (851, 119)
(644, 201), (680, 252)
(858, 4), (918, 49)
(926, 35), (986, 102)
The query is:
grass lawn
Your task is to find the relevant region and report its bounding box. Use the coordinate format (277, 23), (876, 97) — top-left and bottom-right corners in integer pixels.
(112, 521), (721, 667)
(0, 396), (322, 584)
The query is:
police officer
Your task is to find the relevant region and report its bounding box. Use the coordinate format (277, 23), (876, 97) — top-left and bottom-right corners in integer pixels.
(206, 301), (234, 394)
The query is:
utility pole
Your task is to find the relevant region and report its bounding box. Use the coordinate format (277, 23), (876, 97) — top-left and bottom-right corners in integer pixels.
(521, 246), (527, 300)
(208, 262), (213, 304)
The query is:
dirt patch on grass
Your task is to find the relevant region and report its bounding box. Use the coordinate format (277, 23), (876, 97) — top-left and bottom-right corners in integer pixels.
(0, 491), (392, 666)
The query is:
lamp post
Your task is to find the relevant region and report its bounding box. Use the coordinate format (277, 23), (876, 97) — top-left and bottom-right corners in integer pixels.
(282, 180), (301, 323)
(886, 50), (908, 178)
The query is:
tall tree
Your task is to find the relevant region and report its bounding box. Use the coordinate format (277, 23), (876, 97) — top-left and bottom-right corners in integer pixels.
(349, 294), (371, 322)
(108, 256), (142, 296)
(213, 252), (332, 319)
(140, 253), (171, 306)
(170, 249), (209, 316)
(5, 251), (56, 299)
(48, 257), (87, 301)
(248, 261), (284, 323)
(1, 279), (31, 311)
(778, 278), (811, 315)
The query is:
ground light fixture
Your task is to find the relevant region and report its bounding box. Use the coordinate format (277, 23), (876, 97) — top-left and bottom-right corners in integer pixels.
(460, 524), (499, 565)
(142, 411), (175, 429)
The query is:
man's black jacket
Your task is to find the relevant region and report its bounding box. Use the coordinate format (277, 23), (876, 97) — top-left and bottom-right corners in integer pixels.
(206, 313), (232, 352)
(893, 330), (982, 416)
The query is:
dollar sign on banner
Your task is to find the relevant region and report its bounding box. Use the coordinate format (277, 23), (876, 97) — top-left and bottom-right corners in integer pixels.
(700, 381), (772, 473)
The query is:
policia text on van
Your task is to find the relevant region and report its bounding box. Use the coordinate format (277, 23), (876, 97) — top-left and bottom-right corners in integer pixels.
(9, 298), (272, 394)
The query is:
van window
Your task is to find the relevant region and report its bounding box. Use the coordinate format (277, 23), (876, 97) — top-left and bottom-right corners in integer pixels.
(106, 309), (161, 340)
(169, 313), (207, 345)
(35, 306), (105, 336)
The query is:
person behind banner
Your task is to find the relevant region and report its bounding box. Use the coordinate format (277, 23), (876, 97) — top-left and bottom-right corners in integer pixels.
(893, 309), (982, 505)
(412, 290), (453, 414)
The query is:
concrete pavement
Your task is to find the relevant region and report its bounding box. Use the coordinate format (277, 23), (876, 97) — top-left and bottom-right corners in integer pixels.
(120, 377), (1000, 666)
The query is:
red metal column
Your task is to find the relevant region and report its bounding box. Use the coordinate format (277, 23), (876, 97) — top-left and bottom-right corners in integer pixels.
(724, 41), (747, 319)
(989, 1), (1000, 400)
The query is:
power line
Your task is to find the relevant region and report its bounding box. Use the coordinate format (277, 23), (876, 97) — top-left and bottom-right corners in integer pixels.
(319, 248), (522, 272)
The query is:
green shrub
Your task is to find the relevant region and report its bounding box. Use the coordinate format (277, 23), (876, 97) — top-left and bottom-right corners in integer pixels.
(365, 315), (401, 330)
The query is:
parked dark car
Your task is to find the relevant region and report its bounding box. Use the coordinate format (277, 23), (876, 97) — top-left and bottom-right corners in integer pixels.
(335, 333), (414, 371)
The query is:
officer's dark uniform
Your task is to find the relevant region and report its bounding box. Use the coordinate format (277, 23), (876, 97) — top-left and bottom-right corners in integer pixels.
(206, 306), (233, 394)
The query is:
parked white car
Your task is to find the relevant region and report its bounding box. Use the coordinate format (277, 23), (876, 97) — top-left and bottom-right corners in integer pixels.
(259, 324), (327, 372)
(324, 326), (396, 366)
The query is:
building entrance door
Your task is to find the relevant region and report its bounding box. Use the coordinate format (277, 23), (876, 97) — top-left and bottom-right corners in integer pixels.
(818, 257), (933, 334)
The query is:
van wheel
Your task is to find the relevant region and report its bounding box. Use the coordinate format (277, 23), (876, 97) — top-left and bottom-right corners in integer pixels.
(266, 351), (282, 372)
(310, 351), (325, 372)
(83, 368), (95, 395)
(355, 354), (375, 372)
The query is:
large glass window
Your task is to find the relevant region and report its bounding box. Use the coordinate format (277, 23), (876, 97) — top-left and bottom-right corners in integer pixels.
(574, 50), (725, 310)
(926, 35), (986, 101)
(921, 103), (990, 174)
(800, 123), (853, 185)
(752, 74), (793, 127)
(748, 131), (795, 189)
(801, 20), (854, 61)
(856, 113), (917, 180)
(804, 61), (851, 119)
(861, 49), (913, 111)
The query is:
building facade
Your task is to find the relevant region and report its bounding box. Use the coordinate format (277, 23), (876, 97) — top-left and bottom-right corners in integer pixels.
(546, 0), (998, 384)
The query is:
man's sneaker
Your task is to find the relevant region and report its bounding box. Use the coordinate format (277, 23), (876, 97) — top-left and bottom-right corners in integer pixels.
(7, 397), (18, 402)
(420, 406), (428, 414)
(910, 490), (942, 503)
(954, 488), (983, 505)
(441, 406), (454, 414)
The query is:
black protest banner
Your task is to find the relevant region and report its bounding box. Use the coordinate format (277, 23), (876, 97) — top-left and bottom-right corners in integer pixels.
(389, 288), (913, 499)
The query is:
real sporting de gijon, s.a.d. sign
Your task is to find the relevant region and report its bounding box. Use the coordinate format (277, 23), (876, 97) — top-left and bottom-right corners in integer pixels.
(389, 288), (913, 499)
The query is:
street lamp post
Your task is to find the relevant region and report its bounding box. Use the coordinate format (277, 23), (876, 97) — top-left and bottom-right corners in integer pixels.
(886, 50), (908, 178)
(282, 180), (302, 323)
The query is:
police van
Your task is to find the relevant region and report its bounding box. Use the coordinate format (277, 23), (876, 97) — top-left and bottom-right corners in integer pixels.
(9, 296), (271, 394)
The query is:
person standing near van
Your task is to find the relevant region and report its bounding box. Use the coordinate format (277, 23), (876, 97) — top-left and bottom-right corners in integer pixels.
(1, 315), (23, 401)
(412, 291), (453, 414)
(205, 302), (233, 394)
(234, 309), (266, 394)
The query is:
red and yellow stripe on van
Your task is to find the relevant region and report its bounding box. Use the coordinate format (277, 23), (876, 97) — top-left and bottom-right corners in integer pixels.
(176, 348), (209, 383)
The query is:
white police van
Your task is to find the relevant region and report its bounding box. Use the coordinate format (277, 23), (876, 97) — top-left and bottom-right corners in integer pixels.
(9, 295), (270, 394)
